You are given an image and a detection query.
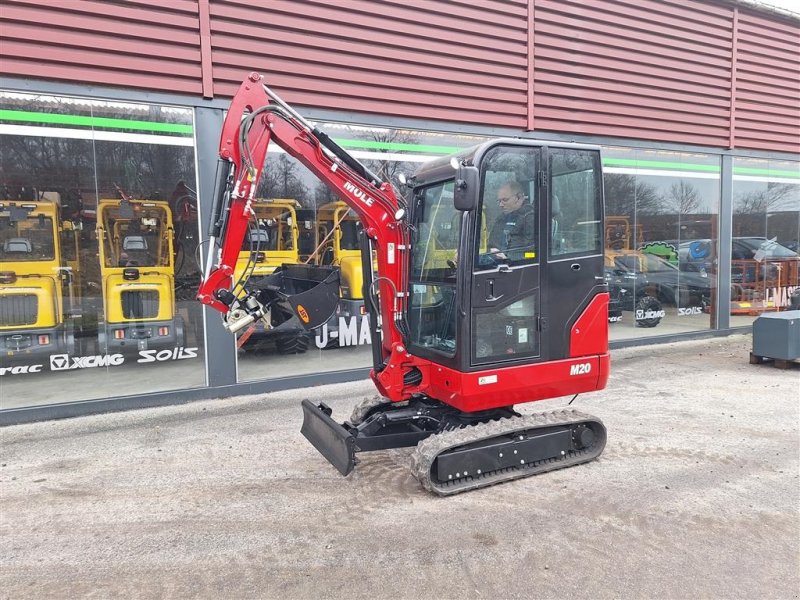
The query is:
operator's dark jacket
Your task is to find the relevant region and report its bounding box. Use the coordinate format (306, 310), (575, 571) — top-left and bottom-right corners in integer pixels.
(488, 203), (537, 260)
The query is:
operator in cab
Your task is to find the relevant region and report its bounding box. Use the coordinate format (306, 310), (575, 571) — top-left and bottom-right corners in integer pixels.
(487, 181), (536, 264)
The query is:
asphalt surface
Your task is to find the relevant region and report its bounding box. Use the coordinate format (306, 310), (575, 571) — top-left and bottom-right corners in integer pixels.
(1, 334), (798, 599)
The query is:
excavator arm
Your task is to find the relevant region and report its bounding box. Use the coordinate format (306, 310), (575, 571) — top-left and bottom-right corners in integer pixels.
(197, 72), (427, 400)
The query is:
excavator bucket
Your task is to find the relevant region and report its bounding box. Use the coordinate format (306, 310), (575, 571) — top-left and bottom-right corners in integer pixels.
(300, 400), (357, 476)
(254, 264), (339, 330)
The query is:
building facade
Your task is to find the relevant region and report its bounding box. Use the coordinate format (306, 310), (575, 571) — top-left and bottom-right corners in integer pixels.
(0, 0), (798, 422)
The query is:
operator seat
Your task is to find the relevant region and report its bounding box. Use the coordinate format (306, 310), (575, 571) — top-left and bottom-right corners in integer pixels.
(122, 235), (149, 266)
(3, 237), (33, 255)
(243, 227), (270, 251)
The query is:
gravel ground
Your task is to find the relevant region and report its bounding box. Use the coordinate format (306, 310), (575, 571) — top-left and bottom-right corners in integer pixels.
(1, 333), (798, 600)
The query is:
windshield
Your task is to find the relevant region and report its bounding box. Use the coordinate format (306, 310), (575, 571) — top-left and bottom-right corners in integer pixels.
(339, 219), (361, 251)
(410, 181), (459, 281)
(0, 215), (56, 262)
(407, 180), (459, 355)
(614, 252), (677, 273)
(100, 205), (169, 268)
(242, 210), (295, 252)
(736, 238), (798, 258)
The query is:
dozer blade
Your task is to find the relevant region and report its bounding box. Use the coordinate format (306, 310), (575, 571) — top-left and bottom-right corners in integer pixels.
(300, 400), (356, 476)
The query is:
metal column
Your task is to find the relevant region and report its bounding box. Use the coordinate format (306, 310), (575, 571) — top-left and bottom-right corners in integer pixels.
(195, 106), (237, 386)
(717, 155), (733, 331)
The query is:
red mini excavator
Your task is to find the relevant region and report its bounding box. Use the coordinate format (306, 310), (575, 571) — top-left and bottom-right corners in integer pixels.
(197, 73), (610, 495)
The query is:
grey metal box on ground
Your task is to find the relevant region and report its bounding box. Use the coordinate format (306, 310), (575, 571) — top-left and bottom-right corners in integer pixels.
(752, 311), (800, 361)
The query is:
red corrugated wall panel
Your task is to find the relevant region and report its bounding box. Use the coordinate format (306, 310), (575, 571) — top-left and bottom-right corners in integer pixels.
(532, 0), (734, 147)
(0, 0), (203, 95)
(208, 0), (530, 127)
(734, 9), (800, 153)
(0, 0), (797, 153)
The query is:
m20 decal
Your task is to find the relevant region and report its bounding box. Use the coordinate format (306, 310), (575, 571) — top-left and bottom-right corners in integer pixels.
(569, 362), (592, 376)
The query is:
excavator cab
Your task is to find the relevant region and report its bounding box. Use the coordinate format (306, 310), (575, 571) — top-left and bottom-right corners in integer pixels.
(403, 140), (607, 408)
(0, 198), (79, 361)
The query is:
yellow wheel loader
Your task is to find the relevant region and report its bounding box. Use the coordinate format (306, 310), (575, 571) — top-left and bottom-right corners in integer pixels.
(233, 198), (311, 354)
(96, 197), (184, 353)
(0, 195), (81, 363)
(309, 201), (369, 349)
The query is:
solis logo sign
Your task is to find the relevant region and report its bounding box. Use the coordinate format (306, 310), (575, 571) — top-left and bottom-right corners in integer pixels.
(137, 347), (198, 363)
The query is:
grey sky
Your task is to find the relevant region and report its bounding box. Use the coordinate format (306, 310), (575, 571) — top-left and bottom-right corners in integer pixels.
(758, 0), (800, 14)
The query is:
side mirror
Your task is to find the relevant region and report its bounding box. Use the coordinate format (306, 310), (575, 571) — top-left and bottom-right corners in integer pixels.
(453, 165), (479, 211)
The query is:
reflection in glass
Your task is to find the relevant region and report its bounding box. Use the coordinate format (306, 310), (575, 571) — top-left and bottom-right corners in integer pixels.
(0, 90), (203, 408)
(0, 200), (75, 358)
(603, 147), (720, 339)
(237, 126), (489, 382)
(731, 158), (800, 324)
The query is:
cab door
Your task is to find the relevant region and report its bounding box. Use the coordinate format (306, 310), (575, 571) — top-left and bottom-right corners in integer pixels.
(543, 146), (605, 360)
(469, 144), (543, 368)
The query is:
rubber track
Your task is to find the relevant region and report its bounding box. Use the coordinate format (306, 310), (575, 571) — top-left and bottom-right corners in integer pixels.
(410, 409), (606, 496)
(348, 396), (408, 426)
(348, 396), (388, 426)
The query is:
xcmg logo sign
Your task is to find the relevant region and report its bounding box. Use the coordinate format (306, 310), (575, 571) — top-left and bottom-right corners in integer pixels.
(49, 353), (125, 371)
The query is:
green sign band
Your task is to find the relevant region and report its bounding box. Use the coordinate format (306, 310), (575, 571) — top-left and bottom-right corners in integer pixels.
(0, 109), (193, 135)
(1, 108), (798, 179)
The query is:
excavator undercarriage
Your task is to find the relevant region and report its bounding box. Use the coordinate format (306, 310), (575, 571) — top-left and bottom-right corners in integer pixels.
(302, 397), (606, 495)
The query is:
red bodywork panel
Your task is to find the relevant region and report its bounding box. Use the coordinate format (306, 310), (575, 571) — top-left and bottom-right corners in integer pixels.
(417, 293), (610, 412)
(426, 353), (610, 413)
(371, 293), (611, 412)
(569, 292), (609, 358)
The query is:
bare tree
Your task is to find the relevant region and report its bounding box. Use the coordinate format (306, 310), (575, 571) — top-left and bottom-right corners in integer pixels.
(662, 181), (702, 215)
(313, 181), (335, 210)
(257, 154), (309, 204)
(0, 135), (94, 197)
(603, 174), (663, 217)
(734, 183), (796, 214)
(360, 129), (419, 191)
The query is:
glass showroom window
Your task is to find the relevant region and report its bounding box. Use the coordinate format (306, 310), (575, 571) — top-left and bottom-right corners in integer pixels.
(0, 91), (203, 408)
(602, 147), (720, 340)
(730, 158), (800, 326)
(235, 122), (488, 383)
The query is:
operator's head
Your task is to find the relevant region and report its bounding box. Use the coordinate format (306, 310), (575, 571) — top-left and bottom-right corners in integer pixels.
(496, 181), (525, 214)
